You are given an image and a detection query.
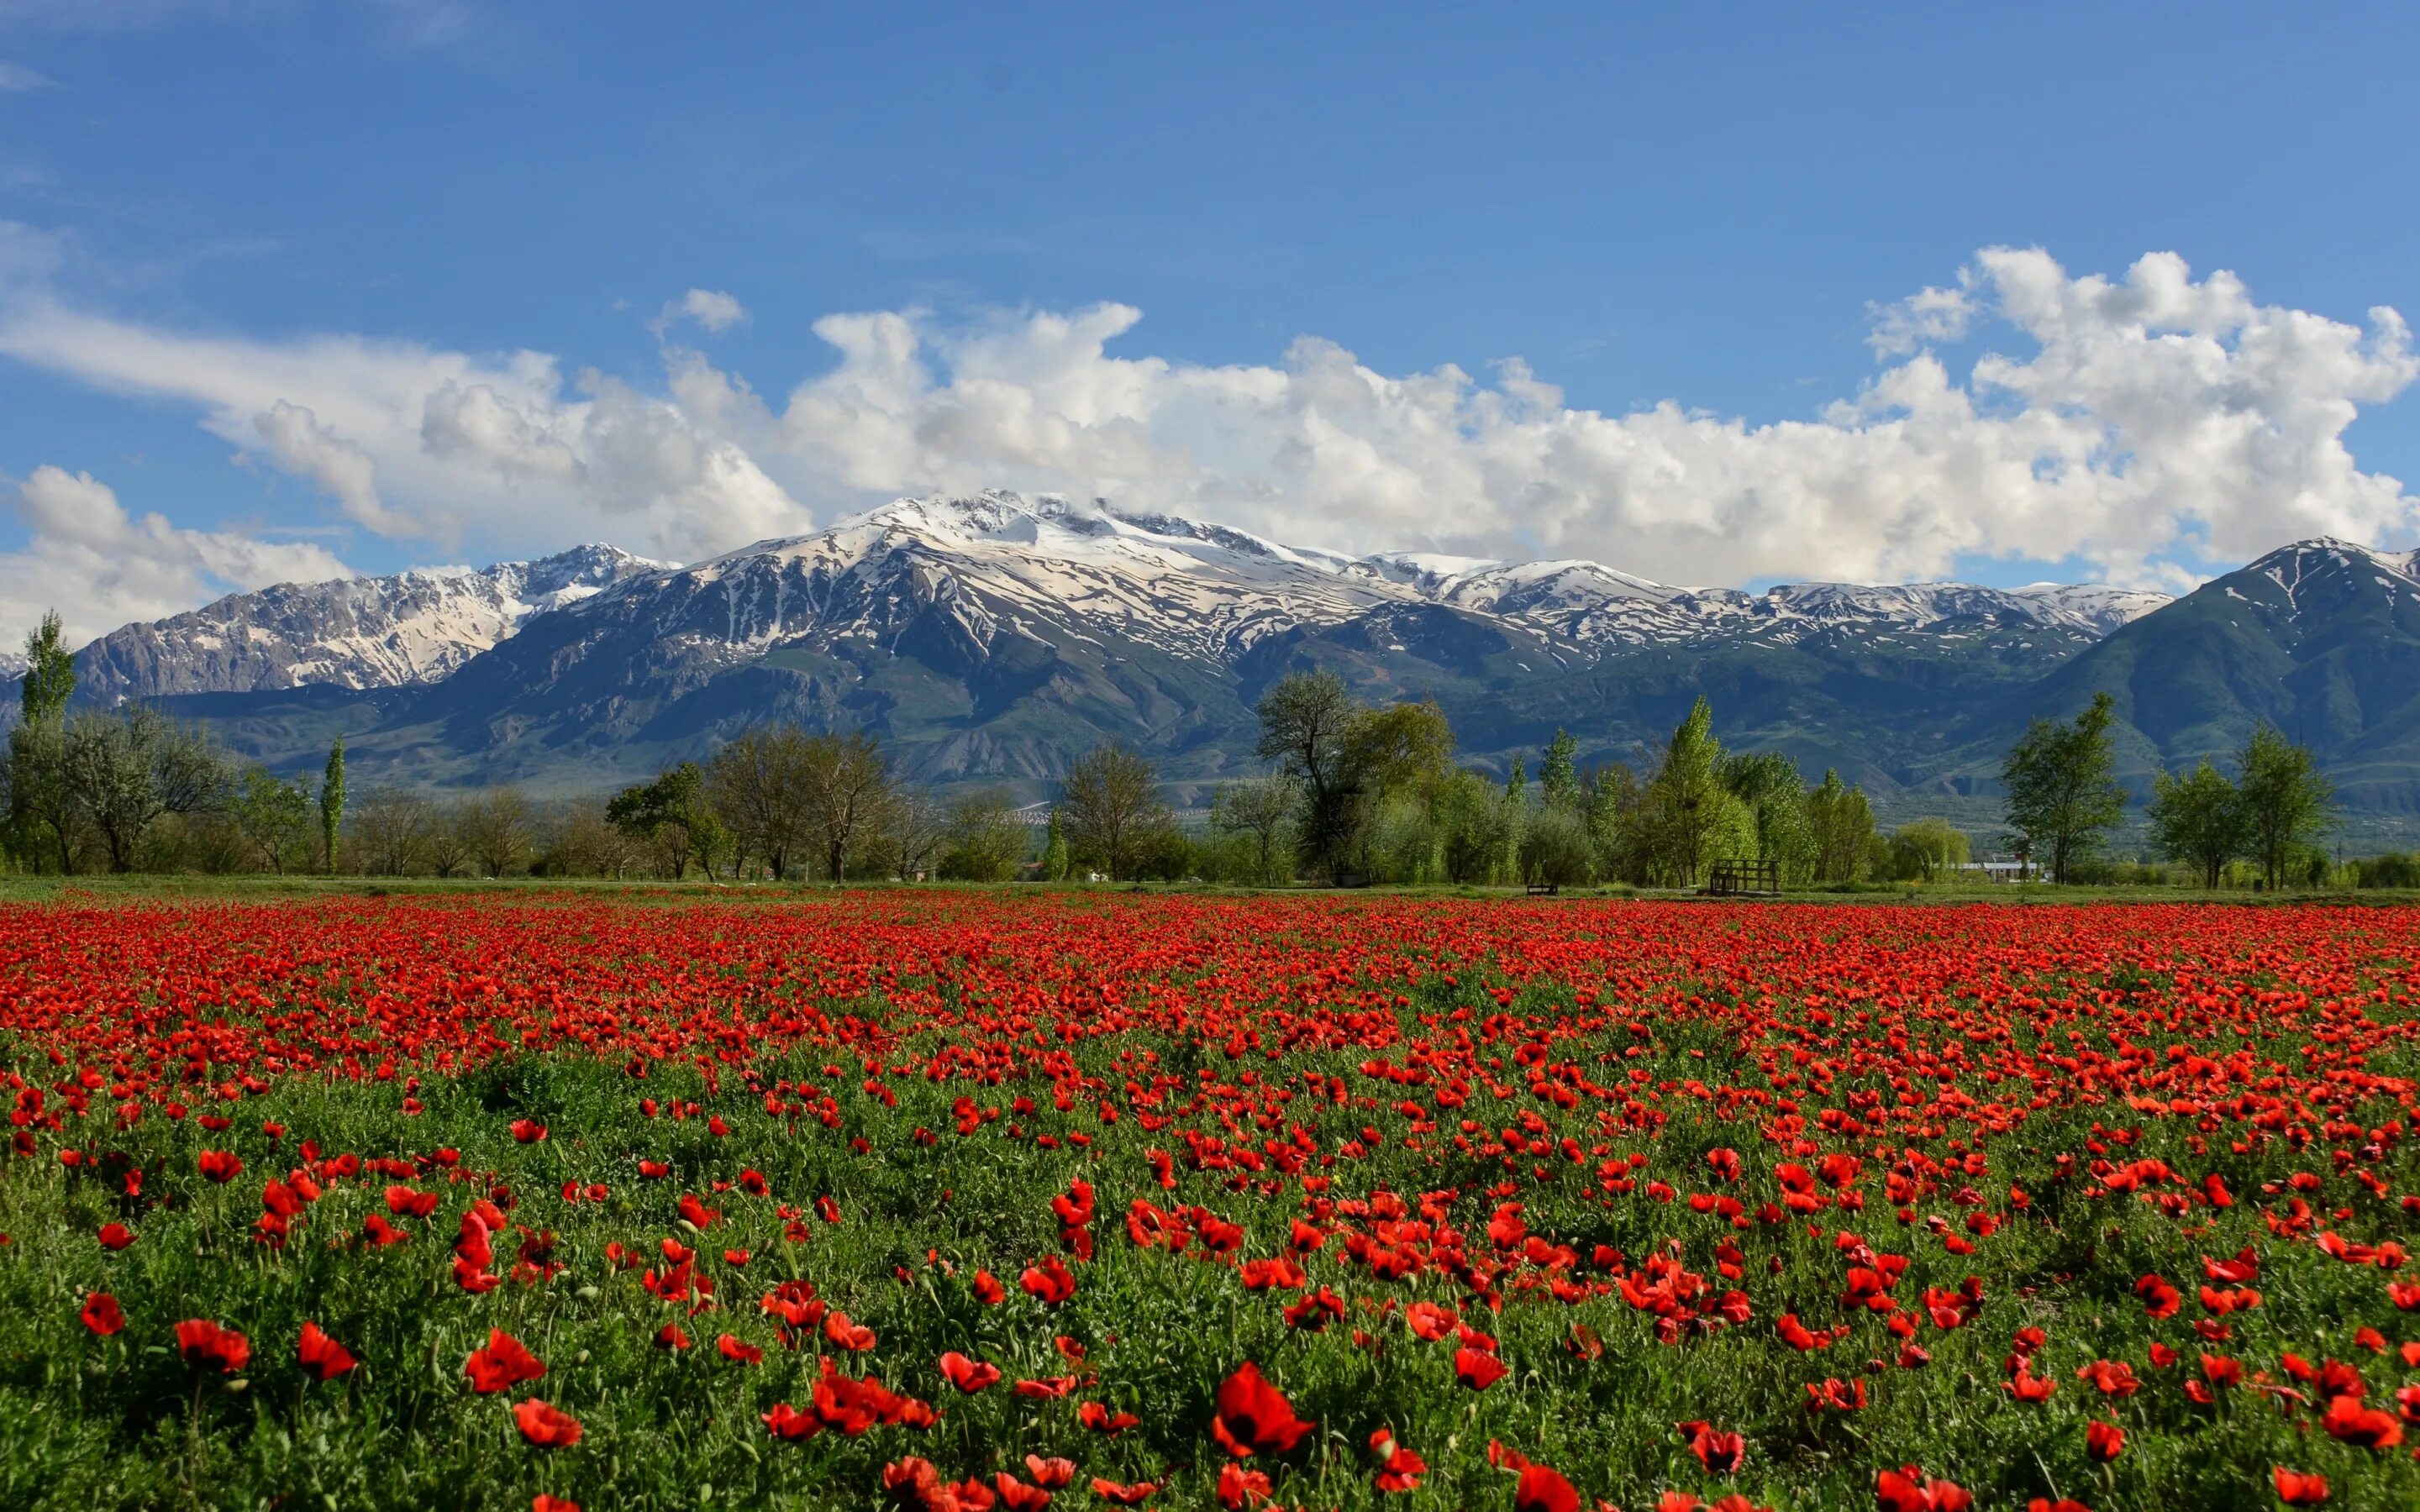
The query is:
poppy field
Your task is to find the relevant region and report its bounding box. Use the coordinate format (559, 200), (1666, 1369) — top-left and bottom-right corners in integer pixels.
(3, 893), (2419, 1512)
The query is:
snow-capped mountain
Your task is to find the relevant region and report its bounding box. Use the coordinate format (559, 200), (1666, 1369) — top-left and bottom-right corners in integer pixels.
(54, 491), (2420, 826)
(581, 490), (2169, 669)
(70, 543), (666, 703)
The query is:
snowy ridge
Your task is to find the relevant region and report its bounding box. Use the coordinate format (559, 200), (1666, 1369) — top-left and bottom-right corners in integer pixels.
(652, 491), (2171, 663)
(72, 543), (667, 702)
(41, 491), (2204, 704)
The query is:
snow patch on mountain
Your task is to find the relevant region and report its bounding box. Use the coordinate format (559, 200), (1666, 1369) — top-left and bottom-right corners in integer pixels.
(72, 543), (667, 701)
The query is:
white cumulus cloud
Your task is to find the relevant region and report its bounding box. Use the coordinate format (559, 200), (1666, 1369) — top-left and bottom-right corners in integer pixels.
(0, 243), (2412, 612)
(0, 465), (353, 648)
(659, 288), (746, 336)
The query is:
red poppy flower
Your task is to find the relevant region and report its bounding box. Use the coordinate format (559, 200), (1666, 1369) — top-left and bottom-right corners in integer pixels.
(1026, 1457), (1076, 1490)
(1369, 1428), (1427, 1493)
(297, 1322), (356, 1381)
(2272, 1467), (2329, 1505)
(197, 1150), (242, 1184)
(532, 1498), (581, 1512)
(1406, 1301), (1458, 1341)
(175, 1319), (250, 1373)
(2085, 1419), (2124, 1462)
(1078, 1400), (1139, 1434)
(1512, 1463), (1581, 1512)
(763, 1402), (820, 1441)
(1875, 1467), (1970, 1512)
(513, 1398), (582, 1448)
(466, 1329), (546, 1394)
(972, 1269), (1007, 1305)
(1214, 1463), (1272, 1510)
(718, 1333), (763, 1366)
(1211, 1362), (1314, 1457)
(1677, 1420), (1745, 1473)
(2320, 1394), (2403, 1451)
(1020, 1257), (1077, 1305)
(655, 1324), (691, 1351)
(80, 1292), (124, 1336)
(1090, 1480), (1156, 1504)
(940, 1352), (1002, 1393)
(994, 1474), (1054, 1512)
(97, 1222), (134, 1251)
(1455, 1346), (1510, 1390)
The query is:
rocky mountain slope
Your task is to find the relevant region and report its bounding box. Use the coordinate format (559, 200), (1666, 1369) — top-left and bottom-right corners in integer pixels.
(23, 491), (2420, 839)
(67, 544), (666, 703)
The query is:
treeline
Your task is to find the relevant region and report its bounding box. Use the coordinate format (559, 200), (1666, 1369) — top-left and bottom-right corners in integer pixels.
(2004, 690), (2343, 888)
(0, 602), (2387, 888)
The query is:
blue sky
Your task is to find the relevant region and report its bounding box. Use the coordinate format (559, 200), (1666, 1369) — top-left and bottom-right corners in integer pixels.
(2, 2), (2417, 642)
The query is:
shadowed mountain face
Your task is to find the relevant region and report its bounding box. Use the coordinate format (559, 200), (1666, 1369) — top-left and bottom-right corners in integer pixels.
(21, 491), (2420, 837)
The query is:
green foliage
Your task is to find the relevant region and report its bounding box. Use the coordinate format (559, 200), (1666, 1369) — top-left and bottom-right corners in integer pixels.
(2148, 759), (2247, 890)
(2238, 723), (2336, 891)
(320, 736), (346, 875)
(1040, 811), (1071, 882)
(2002, 690), (2126, 884)
(1805, 769), (1876, 884)
(1539, 728), (1579, 811)
(228, 765), (313, 874)
(1885, 816), (1971, 882)
(937, 786), (1028, 882)
(1059, 743), (1174, 882)
(18, 610), (73, 726)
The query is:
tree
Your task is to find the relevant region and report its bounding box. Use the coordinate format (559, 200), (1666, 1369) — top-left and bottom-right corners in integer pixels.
(1518, 803), (1591, 890)
(1804, 769), (1876, 884)
(456, 786), (535, 878)
(1040, 811), (1071, 882)
(64, 706), (225, 873)
(608, 763), (728, 879)
(2236, 723), (2334, 891)
(1539, 728), (1580, 811)
(8, 610), (78, 872)
(938, 786), (1028, 882)
(2001, 690), (2126, 885)
(704, 727), (813, 880)
(20, 609), (73, 724)
(1211, 771), (1297, 886)
(2147, 759), (2245, 890)
(1255, 670), (1362, 882)
(1638, 696), (1745, 888)
(1059, 741), (1171, 881)
(349, 785), (435, 876)
(799, 730), (892, 882)
(229, 765), (313, 874)
(1886, 817), (1971, 883)
(880, 787), (950, 881)
(1722, 749), (1817, 884)
(321, 736), (346, 875)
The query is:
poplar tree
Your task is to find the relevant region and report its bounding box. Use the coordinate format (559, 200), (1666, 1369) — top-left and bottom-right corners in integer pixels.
(321, 736), (346, 874)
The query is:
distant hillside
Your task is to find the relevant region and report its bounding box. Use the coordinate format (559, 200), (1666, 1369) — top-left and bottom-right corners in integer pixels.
(17, 492), (2420, 845)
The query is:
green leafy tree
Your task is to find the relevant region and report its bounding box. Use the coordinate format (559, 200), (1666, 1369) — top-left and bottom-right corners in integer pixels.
(1636, 697), (1752, 887)
(1059, 741), (1172, 882)
(2236, 723), (2334, 891)
(1722, 749), (1817, 883)
(1255, 670), (1362, 882)
(609, 763), (729, 879)
(937, 786), (1028, 882)
(1886, 817), (1971, 883)
(1539, 728), (1580, 811)
(2147, 759), (2245, 890)
(1210, 772), (1296, 886)
(2001, 690), (2126, 884)
(1804, 769), (1876, 884)
(229, 764), (313, 874)
(320, 736), (346, 875)
(1040, 811), (1071, 882)
(8, 610), (78, 872)
(64, 706), (225, 873)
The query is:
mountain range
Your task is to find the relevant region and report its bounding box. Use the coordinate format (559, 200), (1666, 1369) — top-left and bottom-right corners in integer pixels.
(10, 491), (2420, 843)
